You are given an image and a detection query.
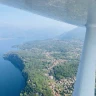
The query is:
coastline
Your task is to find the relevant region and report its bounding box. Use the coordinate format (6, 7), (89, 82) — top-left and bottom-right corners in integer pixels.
(0, 38), (14, 40)
(3, 40), (82, 96)
(3, 52), (54, 96)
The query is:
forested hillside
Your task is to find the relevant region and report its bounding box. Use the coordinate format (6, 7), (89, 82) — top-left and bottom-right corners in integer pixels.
(3, 39), (83, 96)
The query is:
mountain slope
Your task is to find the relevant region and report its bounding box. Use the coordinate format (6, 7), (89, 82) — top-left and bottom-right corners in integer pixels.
(58, 27), (86, 41)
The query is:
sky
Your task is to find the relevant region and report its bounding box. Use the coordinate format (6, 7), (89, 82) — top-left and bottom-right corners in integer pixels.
(0, 4), (77, 32)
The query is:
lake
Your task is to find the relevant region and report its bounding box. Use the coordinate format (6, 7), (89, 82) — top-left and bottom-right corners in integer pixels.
(0, 38), (30, 96)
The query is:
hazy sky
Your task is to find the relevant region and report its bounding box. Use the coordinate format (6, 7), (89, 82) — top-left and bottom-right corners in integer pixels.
(0, 4), (77, 31)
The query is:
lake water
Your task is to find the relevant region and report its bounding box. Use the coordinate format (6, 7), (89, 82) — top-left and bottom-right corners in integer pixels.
(0, 38), (30, 96)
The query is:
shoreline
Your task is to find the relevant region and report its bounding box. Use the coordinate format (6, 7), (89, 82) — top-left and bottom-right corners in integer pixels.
(0, 38), (15, 40)
(3, 53), (28, 95)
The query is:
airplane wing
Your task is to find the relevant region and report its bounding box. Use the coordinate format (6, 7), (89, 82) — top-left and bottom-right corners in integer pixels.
(0, 0), (88, 26)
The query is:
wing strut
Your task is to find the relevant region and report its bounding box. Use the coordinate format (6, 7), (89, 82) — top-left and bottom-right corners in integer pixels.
(73, 0), (96, 96)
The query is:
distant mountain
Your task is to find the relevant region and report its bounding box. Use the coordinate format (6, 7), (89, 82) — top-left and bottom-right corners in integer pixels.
(0, 25), (86, 41)
(58, 27), (86, 41)
(0, 26), (65, 41)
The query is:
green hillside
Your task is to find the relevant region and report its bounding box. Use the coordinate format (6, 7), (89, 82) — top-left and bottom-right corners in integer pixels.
(4, 39), (83, 96)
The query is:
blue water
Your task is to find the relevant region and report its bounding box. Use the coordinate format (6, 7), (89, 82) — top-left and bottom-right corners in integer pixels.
(0, 38), (28, 96)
